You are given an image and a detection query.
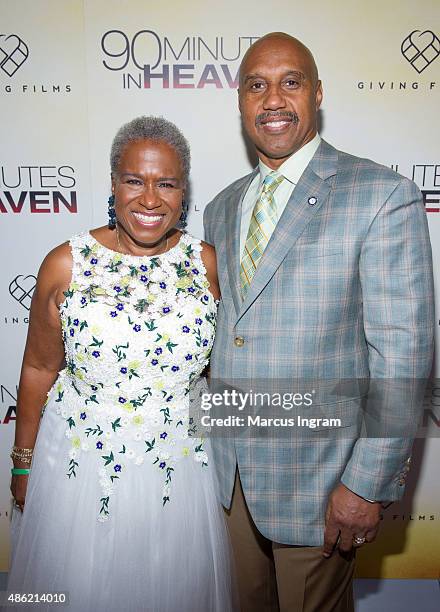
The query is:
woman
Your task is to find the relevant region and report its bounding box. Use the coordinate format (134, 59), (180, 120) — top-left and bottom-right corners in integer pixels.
(7, 116), (235, 611)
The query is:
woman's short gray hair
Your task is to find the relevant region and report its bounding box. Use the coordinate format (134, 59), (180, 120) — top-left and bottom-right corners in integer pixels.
(110, 116), (190, 183)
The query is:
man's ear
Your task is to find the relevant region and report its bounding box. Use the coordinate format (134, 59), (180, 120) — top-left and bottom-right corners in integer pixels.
(315, 80), (323, 111)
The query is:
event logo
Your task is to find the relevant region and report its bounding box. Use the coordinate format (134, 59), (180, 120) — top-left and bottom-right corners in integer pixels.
(401, 30), (440, 73)
(0, 165), (78, 214)
(0, 384), (17, 425)
(0, 34), (28, 77)
(0, 33), (71, 94)
(9, 274), (36, 311)
(357, 29), (438, 92)
(101, 29), (258, 89)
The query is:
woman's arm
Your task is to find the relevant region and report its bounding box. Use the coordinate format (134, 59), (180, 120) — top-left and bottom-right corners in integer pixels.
(11, 242), (72, 507)
(200, 241), (220, 301)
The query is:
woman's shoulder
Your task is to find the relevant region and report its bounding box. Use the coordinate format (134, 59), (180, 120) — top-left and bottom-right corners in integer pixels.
(37, 226), (105, 284)
(36, 241), (73, 296)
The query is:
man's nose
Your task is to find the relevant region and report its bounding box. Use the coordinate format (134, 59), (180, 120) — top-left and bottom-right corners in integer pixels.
(262, 84), (286, 110)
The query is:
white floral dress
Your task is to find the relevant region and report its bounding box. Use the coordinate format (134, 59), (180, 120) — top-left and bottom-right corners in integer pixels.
(7, 232), (236, 612)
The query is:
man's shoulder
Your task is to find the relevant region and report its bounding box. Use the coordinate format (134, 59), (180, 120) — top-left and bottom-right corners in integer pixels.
(205, 170), (256, 212)
(328, 141), (411, 188)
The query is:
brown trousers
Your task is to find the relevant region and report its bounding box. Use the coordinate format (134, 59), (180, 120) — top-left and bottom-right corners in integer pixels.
(224, 472), (355, 612)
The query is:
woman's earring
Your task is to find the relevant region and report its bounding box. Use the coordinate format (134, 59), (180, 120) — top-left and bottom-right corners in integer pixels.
(108, 195), (116, 229)
(178, 199), (188, 229)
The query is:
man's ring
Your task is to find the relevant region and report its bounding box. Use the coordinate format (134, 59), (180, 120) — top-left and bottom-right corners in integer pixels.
(353, 535), (366, 545)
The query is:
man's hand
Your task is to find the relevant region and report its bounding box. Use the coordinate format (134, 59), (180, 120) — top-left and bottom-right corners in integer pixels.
(323, 482), (381, 558)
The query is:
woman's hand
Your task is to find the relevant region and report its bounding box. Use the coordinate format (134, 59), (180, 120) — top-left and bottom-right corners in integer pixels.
(10, 469), (29, 512)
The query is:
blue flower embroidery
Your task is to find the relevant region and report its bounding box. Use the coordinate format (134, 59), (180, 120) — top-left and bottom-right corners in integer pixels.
(182, 326), (190, 333)
(92, 350), (100, 358)
(118, 397), (126, 404)
(90, 258), (98, 265)
(120, 367), (127, 374)
(69, 329), (75, 337)
(154, 347), (162, 355)
(151, 359), (159, 366)
(159, 282), (167, 289)
(116, 303), (124, 311)
(133, 324), (141, 332)
(73, 319), (79, 326)
(110, 311), (117, 317)
(162, 307), (171, 314)
(171, 366), (179, 372)
(159, 462), (166, 469)
(114, 464), (122, 472)
(140, 265), (148, 272)
(114, 286), (122, 293)
(140, 275), (148, 283)
(84, 271), (92, 277)
(80, 412), (87, 420)
(195, 318), (202, 325)
(96, 441), (103, 450)
(160, 432), (168, 439)
(185, 354), (193, 361)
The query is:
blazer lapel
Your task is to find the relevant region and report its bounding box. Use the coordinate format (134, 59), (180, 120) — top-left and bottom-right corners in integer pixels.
(224, 169), (258, 314)
(236, 140), (339, 322)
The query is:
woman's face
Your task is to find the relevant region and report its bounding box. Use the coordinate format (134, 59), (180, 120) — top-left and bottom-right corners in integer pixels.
(112, 138), (184, 248)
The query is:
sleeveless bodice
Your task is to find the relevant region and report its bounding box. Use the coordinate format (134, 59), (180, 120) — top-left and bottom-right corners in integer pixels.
(49, 231), (217, 520)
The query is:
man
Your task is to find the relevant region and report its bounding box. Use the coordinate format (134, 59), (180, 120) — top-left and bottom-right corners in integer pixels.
(203, 32), (434, 612)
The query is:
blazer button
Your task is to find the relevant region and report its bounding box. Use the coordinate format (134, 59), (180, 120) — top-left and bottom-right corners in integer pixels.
(234, 336), (245, 347)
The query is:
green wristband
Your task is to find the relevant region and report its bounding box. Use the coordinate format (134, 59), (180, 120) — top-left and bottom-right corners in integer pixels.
(11, 468), (31, 475)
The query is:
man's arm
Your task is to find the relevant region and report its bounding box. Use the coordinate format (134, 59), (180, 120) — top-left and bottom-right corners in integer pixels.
(203, 199), (215, 246)
(323, 177), (434, 556)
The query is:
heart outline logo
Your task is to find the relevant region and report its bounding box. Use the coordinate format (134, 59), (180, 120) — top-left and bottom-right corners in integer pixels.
(401, 30), (440, 74)
(0, 34), (29, 77)
(9, 274), (37, 311)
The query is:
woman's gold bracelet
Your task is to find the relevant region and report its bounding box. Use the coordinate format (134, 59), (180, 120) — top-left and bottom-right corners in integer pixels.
(11, 446), (34, 464)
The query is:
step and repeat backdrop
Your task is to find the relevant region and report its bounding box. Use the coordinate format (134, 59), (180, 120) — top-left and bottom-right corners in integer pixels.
(1, 0), (439, 580)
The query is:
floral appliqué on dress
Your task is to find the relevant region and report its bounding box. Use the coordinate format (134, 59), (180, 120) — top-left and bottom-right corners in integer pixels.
(48, 232), (217, 521)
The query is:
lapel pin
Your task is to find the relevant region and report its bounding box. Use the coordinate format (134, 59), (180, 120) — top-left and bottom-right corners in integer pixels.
(308, 196), (317, 206)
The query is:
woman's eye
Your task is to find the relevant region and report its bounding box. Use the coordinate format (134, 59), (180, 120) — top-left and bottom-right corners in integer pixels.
(126, 178), (142, 185)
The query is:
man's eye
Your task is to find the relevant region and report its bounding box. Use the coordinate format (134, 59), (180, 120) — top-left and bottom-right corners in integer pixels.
(250, 82), (265, 90)
(285, 79), (299, 88)
(126, 178), (142, 185)
(158, 182), (174, 188)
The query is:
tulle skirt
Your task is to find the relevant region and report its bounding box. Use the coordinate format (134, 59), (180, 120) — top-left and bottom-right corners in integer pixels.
(6, 397), (236, 612)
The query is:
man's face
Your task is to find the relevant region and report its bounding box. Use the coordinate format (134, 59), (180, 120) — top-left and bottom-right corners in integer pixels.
(239, 37), (323, 169)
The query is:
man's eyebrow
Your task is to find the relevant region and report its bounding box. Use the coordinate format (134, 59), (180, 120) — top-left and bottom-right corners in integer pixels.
(243, 70), (306, 84)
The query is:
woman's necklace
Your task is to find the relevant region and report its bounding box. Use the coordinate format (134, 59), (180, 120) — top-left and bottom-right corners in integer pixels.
(115, 225), (169, 256)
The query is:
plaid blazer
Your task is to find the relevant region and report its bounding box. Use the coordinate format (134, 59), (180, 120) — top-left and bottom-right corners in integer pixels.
(203, 140), (434, 545)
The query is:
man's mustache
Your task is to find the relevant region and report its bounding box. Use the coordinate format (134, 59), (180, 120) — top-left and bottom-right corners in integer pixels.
(255, 111), (299, 126)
